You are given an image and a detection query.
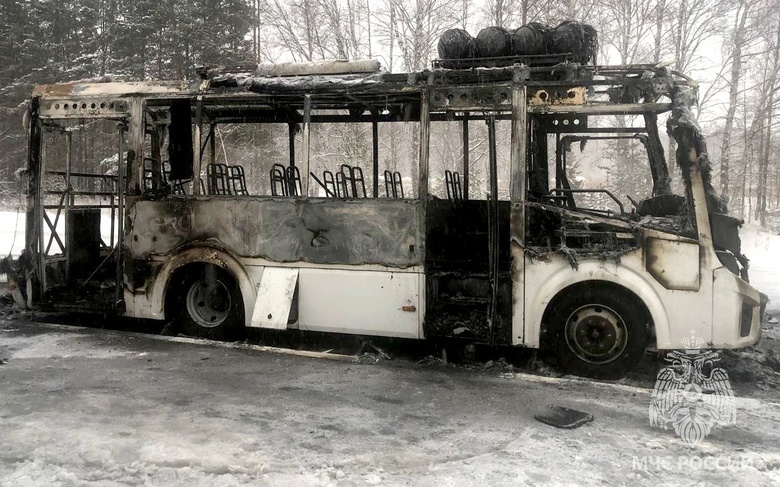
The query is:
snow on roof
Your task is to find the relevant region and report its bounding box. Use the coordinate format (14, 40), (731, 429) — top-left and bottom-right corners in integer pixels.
(32, 81), (196, 98)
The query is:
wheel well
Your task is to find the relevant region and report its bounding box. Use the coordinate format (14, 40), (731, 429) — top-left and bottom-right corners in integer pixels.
(540, 280), (653, 348)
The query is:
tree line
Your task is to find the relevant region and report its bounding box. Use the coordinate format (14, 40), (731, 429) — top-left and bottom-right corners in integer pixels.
(0, 0), (779, 226)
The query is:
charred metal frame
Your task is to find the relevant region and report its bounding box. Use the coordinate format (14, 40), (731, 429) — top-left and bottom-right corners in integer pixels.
(15, 63), (761, 352)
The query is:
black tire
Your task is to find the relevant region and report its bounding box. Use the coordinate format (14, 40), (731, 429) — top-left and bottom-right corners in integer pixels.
(546, 283), (649, 380)
(169, 264), (244, 341)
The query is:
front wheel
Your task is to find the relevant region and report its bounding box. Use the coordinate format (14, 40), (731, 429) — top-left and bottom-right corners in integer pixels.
(171, 265), (244, 341)
(547, 284), (649, 379)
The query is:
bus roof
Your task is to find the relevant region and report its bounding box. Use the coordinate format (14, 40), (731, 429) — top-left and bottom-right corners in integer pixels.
(30, 61), (697, 120)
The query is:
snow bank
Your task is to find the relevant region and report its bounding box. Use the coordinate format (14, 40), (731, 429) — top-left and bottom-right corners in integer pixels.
(741, 223), (780, 311)
(0, 210), (118, 258)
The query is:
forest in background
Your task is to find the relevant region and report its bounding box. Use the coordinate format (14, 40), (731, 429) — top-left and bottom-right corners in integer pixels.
(1, 0), (779, 227)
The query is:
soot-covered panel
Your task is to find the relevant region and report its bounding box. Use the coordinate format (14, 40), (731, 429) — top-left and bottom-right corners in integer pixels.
(126, 197), (422, 268)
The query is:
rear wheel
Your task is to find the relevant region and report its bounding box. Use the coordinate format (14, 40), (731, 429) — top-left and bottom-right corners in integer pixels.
(170, 264), (244, 341)
(547, 283), (649, 379)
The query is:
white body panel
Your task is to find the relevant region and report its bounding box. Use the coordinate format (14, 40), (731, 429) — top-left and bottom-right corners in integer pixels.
(127, 256), (425, 340)
(516, 246), (712, 349)
(645, 238), (701, 291)
(711, 267), (762, 348)
(250, 267), (299, 329)
(296, 268), (424, 339)
(513, 229), (761, 350)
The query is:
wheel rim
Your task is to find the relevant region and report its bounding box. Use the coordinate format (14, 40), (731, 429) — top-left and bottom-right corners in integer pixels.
(564, 304), (628, 365)
(185, 277), (232, 328)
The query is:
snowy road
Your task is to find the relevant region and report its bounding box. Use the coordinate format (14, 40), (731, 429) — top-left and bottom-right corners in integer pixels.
(1, 319), (779, 487)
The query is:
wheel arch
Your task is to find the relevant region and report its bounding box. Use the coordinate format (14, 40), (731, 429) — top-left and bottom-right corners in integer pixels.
(541, 280), (653, 342)
(150, 240), (254, 327)
(528, 261), (670, 349)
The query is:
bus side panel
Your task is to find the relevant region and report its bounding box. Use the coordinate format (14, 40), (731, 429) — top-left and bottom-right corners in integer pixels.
(296, 268), (424, 339)
(126, 198), (422, 268)
(521, 248), (716, 350)
(711, 267), (761, 348)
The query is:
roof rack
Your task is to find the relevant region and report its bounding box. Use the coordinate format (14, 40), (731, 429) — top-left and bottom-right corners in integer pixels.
(431, 53), (573, 69)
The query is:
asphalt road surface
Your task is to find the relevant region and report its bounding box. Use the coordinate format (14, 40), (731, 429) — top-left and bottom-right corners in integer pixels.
(1, 318), (779, 486)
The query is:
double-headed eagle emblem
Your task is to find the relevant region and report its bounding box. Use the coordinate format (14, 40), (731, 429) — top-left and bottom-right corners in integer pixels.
(649, 331), (736, 447)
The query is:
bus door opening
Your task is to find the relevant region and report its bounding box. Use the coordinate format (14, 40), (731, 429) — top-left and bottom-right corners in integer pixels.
(425, 112), (512, 345)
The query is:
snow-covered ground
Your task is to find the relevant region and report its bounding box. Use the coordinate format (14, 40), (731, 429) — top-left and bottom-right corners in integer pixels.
(741, 223), (780, 312)
(0, 209), (118, 258)
(0, 321), (778, 487)
(0, 209), (25, 257)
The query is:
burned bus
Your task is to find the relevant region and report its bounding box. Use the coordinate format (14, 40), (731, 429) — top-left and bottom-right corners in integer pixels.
(12, 58), (761, 378)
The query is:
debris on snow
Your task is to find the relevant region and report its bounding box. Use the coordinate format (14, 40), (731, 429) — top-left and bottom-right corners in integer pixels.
(534, 405), (594, 429)
(417, 355), (450, 367)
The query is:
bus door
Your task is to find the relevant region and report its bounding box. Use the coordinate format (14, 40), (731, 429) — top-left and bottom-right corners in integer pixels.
(424, 93), (514, 345)
(27, 96), (130, 310)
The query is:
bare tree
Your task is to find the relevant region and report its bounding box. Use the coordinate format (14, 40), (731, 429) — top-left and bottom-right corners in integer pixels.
(480, 0), (524, 28)
(375, 0), (461, 71)
(258, 0), (328, 61)
(651, 0), (667, 62)
(320, 0), (371, 59)
(756, 11), (780, 224)
(719, 0), (761, 201)
(544, 0), (599, 24)
(597, 0), (656, 64)
(667, 0), (730, 74)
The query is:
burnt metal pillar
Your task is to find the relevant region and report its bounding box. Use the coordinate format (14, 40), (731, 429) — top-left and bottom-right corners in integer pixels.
(115, 122), (126, 305)
(487, 114), (499, 345)
(64, 129), (72, 222)
(63, 131), (72, 282)
(372, 118), (379, 198)
(128, 99), (145, 195)
(462, 114), (470, 200)
(301, 94), (312, 197)
(209, 123), (217, 166)
(192, 96), (204, 195)
(24, 97), (42, 306)
(418, 90), (431, 261)
(37, 127), (47, 295)
(419, 92), (430, 201)
(66, 132), (73, 206)
(150, 123), (163, 190)
(509, 83), (528, 345)
(510, 86), (528, 221)
(288, 123), (296, 167)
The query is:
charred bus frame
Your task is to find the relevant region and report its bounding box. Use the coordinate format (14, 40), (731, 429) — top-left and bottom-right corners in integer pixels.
(16, 61), (761, 378)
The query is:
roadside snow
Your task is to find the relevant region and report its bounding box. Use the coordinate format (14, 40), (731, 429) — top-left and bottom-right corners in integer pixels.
(741, 223), (780, 311)
(0, 210), (26, 257)
(0, 209), (118, 259)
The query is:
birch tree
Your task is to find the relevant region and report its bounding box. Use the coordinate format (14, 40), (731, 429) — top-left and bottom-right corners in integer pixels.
(719, 0), (761, 201)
